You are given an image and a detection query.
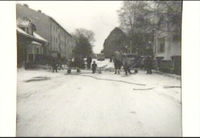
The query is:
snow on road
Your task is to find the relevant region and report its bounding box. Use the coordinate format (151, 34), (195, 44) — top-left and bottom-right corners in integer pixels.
(17, 61), (181, 136)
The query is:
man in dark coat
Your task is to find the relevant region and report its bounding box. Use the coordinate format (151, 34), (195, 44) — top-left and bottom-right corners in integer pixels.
(52, 58), (58, 73)
(67, 58), (73, 74)
(74, 57), (82, 73)
(92, 61), (97, 74)
(145, 56), (153, 74)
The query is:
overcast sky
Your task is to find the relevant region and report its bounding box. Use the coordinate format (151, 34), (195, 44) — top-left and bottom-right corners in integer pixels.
(17, 1), (123, 53)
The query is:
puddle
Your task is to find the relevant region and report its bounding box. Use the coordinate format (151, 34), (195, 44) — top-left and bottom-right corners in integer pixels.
(25, 76), (50, 82)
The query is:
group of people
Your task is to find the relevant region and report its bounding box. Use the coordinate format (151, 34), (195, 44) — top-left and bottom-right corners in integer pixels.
(50, 54), (153, 75)
(66, 56), (98, 74)
(50, 58), (64, 73)
(112, 55), (153, 76)
(113, 57), (134, 76)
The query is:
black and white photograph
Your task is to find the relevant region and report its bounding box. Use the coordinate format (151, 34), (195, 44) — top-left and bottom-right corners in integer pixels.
(15, 1), (183, 137)
(4, 0), (200, 137)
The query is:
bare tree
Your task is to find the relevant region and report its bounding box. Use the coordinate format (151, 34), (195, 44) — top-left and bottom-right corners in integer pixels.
(117, 1), (182, 55)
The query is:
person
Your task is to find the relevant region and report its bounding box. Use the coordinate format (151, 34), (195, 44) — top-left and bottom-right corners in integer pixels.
(52, 58), (58, 73)
(92, 61), (97, 74)
(58, 59), (64, 70)
(132, 56), (140, 74)
(123, 59), (132, 75)
(74, 57), (81, 73)
(123, 61), (129, 75)
(67, 58), (73, 74)
(145, 56), (153, 74)
(113, 58), (121, 74)
(86, 56), (92, 69)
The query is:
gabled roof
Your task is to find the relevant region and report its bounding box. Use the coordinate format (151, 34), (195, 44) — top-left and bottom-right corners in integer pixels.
(17, 27), (48, 45)
(33, 32), (48, 43)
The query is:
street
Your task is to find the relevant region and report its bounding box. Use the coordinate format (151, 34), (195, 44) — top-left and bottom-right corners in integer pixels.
(17, 61), (181, 136)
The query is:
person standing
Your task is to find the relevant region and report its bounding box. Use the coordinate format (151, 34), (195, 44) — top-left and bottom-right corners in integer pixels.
(86, 56), (92, 69)
(67, 58), (73, 74)
(123, 60), (131, 75)
(74, 57), (81, 73)
(52, 58), (58, 73)
(145, 56), (153, 74)
(92, 61), (97, 74)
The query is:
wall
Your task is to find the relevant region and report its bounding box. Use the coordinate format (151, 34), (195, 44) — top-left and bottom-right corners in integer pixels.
(154, 31), (181, 60)
(49, 19), (75, 59)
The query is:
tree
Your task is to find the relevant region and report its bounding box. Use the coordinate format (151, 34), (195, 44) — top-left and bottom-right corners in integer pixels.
(118, 1), (154, 55)
(72, 29), (94, 58)
(73, 28), (95, 45)
(154, 1), (182, 39)
(117, 1), (182, 55)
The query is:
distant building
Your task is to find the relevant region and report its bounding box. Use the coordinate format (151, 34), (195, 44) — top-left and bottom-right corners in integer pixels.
(16, 3), (76, 60)
(103, 27), (128, 58)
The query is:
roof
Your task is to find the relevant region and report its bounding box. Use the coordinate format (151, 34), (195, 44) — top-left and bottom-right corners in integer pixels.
(17, 4), (74, 39)
(17, 27), (48, 45)
(49, 17), (72, 37)
(33, 32), (48, 43)
(17, 27), (32, 37)
(32, 41), (42, 46)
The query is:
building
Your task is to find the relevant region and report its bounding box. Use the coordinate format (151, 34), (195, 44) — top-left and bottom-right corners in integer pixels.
(103, 27), (128, 58)
(17, 18), (48, 68)
(16, 3), (76, 60)
(153, 2), (181, 75)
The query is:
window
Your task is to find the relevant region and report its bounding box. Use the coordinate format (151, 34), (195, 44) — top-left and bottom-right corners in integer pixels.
(159, 38), (165, 53)
(36, 48), (39, 54)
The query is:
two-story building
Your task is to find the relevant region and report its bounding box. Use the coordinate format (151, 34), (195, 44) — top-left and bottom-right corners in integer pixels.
(153, 6), (181, 75)
(17, 17), (48, 68)
(16, 4), (76, 61)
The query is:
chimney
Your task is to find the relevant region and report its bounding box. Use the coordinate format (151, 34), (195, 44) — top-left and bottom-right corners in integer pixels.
(38, 10), (42, 13)
(23, 4), (29, 8)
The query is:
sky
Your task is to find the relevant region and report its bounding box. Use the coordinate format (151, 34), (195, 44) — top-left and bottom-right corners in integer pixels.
(17, 1), (123, 54)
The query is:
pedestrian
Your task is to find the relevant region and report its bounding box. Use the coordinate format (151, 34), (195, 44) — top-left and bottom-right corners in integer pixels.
(74, 57), (81, 73)
(123, 60), (131, 75)
(86, 56), (92, 69)
(145, 56), (153, 74)
(58, 59), (64, 70)
(52, 58), (58, 73)
(92, 61), (97, 74)
(67, 58), (73, 74)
